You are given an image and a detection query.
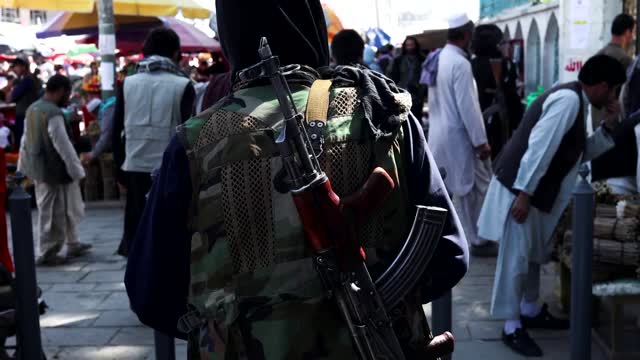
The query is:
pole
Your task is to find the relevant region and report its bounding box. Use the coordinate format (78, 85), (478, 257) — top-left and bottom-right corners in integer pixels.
(374, 0), (381, 29)
(570, 164), (594, 360)
(432, 290), (452, 360)
(154, 330), (176, 360)
(8, 172), (43, 360)
(97, 0), (116, 100)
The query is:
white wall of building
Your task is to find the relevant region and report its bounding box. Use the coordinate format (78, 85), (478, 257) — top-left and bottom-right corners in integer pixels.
(558, 0), (623, 83)
(481, 1), (560, 93)
(482, 0), (627, 90)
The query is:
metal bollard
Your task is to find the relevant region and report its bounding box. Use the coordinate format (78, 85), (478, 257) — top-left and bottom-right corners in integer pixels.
(570, 164), (594, 360)
(154, 330), (175, 360)
(8, 172), (43, 360)
(432, 290), (452, 360)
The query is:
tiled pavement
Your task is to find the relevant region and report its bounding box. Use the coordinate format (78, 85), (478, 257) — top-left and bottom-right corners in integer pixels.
(8, 206), (607, 359)
(8, 206), (187, 359)
(433, 258), (607, 359)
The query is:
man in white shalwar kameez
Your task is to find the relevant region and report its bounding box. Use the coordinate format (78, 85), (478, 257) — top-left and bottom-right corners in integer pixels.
(477, 55), (626, 357)
(18, 75), (92, 266)
(427, 13), (495, 256)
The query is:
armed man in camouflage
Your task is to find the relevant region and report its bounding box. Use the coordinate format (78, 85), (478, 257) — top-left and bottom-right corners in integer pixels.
(125, 0), (469, 358)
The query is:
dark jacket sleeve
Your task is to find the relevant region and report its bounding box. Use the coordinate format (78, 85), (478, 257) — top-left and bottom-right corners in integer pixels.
(181, 83), (196, 122)
(10, 76), (33, 102)
(202, 72), (232, 110)
(112, 82), (126, 182)
(387, 57), (401, 83)
(125, 136), (192, 339)
(91, 103), (115, 158)
(402, 113), (469, 303)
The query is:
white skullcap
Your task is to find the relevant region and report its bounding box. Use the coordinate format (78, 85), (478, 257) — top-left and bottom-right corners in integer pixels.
(447, 13), (471, 29)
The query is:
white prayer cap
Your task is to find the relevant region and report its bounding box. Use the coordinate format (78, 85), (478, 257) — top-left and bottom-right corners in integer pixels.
(447, 13), (471, 29)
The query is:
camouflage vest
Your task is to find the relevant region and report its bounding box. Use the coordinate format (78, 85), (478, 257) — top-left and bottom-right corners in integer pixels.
(179, 83), (423, 359)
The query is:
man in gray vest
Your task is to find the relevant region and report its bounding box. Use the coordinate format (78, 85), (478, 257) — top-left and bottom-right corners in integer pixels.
(18, 75), (91, 266)
(597, 13), (634, 71)
(112, 28), (195, 256)
(477, 55), (626, 357)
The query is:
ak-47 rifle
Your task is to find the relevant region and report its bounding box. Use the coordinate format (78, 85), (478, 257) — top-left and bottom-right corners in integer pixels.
(238, 38), (452, 359)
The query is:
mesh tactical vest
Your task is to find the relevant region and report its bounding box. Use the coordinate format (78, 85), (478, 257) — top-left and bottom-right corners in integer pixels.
(178, 81), (430, 359)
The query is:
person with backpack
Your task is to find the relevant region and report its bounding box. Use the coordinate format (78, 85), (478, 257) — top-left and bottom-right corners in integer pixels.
(471, 24), (524, 159)
(125, 0), (469, 357)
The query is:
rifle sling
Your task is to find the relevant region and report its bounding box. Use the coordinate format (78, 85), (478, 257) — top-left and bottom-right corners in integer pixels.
(305, 79), (332, 125)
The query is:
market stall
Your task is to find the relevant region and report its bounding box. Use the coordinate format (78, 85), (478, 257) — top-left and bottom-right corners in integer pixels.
(559, 183), (640, 359)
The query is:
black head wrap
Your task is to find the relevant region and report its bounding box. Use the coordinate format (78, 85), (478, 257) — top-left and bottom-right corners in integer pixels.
(579, 54), (627, 87)
(471, 24), (503, 58)
(216, 0), (330, 78)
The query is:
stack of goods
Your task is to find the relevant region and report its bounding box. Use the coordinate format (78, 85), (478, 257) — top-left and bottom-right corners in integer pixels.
(562, 183), (640, 276)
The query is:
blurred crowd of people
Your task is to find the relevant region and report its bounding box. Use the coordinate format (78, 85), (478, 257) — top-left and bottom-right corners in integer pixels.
(0, 28), (231, 264)
(329, 26), (525, 136)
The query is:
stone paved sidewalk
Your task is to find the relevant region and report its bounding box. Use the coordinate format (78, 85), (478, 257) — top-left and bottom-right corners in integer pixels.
(9, 206), (607, 359)
(9, 206), (187, 359)
(436, 258), (607, 359)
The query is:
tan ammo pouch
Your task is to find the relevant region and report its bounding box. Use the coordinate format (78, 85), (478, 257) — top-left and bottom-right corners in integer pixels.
(305, 79), (332, 152)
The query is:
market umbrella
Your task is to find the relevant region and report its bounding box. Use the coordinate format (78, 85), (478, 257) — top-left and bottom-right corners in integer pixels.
(77, 17), (221, 54)
(322, 4), (343, 42)
(4, 0), (212, 18)
(37, 12), (220, 53)
(36, 10), (162, 38)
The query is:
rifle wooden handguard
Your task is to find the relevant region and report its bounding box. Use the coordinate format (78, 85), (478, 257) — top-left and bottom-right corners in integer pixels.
(291, 167), (395, 268)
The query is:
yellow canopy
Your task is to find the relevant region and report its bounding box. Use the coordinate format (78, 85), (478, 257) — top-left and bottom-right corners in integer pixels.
(1, 0), (212, 19)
